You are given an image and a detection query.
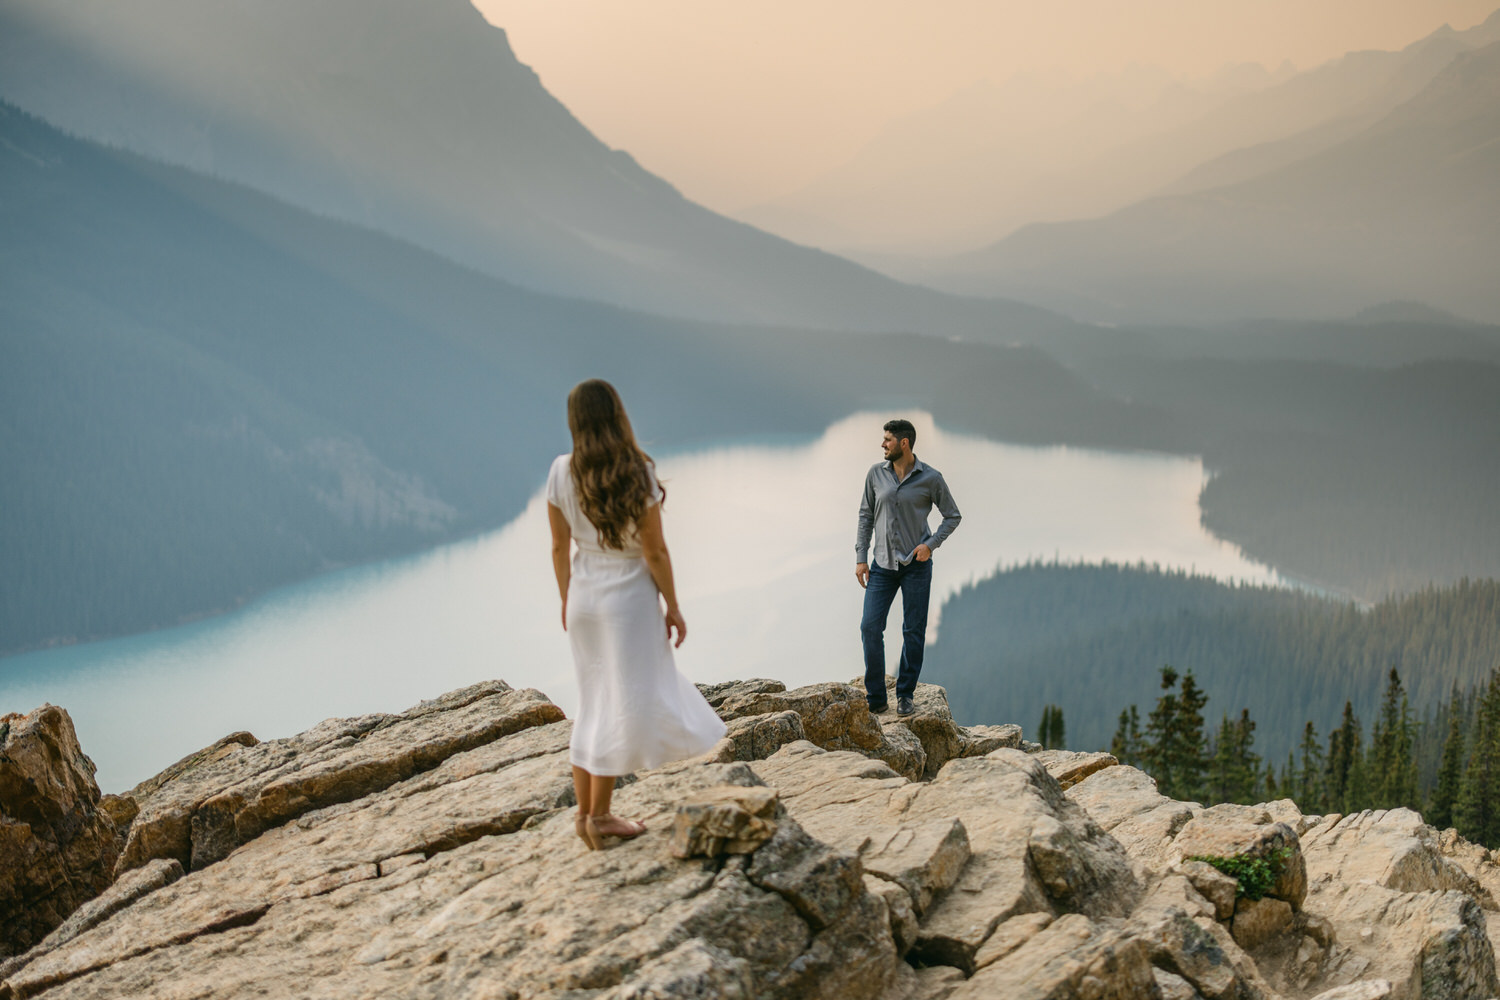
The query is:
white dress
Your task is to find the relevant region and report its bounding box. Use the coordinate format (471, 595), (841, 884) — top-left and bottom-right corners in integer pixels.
(546, 454), (727, 774)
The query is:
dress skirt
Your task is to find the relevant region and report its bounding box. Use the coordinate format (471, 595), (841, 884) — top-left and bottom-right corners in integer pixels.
(566, 549), (727, 775)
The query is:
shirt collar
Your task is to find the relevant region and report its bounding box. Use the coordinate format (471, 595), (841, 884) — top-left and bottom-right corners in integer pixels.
(883, 456), (927, 477)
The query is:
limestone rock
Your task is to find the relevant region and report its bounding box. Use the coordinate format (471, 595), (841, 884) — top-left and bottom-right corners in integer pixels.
(751, 740), (1138, 975)
(0, 859), (182, 983)
(723, 711), (807, 762)
(1131, 903), (1244, 999)
(697, 678), (786, 708)
(874, 721), (928, 783)
(1302, 809), (1489, 903)
(952, 913), (1159, 999)
(1031, 749), (1119, 789)
(1155, 967), (1204, 1000)
(597, 939), (755, 999)
(972, 911), (1053, 971)
(1232, 896), (1295, 951)
(1306, 881), (1498, 1000)
(861, 677), (1020, 779)
(1172, 816), (1307, 910)
(913, 750), (1139, 973)
(909, 964), (967, 1000)
(1178, 859), (1239, 920)
(864, 874), (918, 956)
(1067, 764), (1199, 879)
(1308, 980), (1393, 1000)
(115, 681), (564, 875)
(1, 743), (900, 1000)
(861, 817), (969, 914)
(0, 705), (122, 956)
(120, 731), (258, 807)
(718, 681), (921, 780)
(669, 785), (780, 858)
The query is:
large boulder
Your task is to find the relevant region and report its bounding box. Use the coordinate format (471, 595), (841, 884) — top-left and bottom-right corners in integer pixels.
(1066, 763), (1199, 880)
(0, 705), (123, 955)
(751, 739), (1140, 975)
(114, 681), (564, 874)
(1310, 883), (1498, 1000)
(1302, 809), (1488, 902)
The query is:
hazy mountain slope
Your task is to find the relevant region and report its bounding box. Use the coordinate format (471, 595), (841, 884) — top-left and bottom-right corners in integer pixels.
(0, 103), (1162, 655)
(0, 0), (1071, 342)
(909, 41), (1500, 325)
(754, 11), (1500, 255)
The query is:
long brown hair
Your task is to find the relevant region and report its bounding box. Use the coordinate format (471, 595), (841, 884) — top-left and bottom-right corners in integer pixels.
(567, 379), (663, 549)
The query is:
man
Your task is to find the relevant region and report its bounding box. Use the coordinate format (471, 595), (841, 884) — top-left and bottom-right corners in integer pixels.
(855, 418), (962, 717)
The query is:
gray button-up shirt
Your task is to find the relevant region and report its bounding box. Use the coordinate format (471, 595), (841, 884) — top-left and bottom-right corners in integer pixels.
(856, 457), (962, 569)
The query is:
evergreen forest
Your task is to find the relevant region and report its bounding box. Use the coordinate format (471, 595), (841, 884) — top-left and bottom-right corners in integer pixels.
(930, 563), (1500, 766)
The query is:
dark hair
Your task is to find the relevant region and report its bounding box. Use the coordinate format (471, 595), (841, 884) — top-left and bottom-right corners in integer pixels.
(566, 379), (664, 550)
(884, 418), (917, 450)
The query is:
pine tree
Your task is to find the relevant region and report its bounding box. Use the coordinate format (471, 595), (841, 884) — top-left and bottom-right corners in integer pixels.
(1457, 672), (1500, 847)
(1297, 721), (1324, 812)
(1111, 706), (1142, 766)
(1371, 668), (1418, 809)
(1429, 711), (1466, 831)
(1142, 666), (1209, 801)
(1325, 702), (1364, 813)
(1037, 704), (1067, 750)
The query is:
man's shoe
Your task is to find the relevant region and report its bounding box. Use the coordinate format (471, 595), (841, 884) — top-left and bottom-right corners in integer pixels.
(867, 699), (890, 715)
(897, 697), (916, 717)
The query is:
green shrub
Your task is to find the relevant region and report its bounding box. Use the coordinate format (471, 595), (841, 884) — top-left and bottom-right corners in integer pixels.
(1187, 846), (1293, 900)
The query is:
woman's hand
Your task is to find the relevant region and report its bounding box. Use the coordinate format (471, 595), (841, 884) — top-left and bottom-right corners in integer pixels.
(664, 606), (687, 648)
(561, 599), (568, 632)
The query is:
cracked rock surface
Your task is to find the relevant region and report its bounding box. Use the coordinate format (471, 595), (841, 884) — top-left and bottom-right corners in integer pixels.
(10, 680), (1500, 1000)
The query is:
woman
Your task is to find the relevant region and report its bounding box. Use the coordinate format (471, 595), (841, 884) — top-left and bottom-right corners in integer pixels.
(546, 379), (727, 850)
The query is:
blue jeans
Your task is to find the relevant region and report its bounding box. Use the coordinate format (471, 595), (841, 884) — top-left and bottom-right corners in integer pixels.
(860, 558), (933, 704)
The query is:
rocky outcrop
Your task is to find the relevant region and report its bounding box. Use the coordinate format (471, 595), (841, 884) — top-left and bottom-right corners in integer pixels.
(8, 678), (1500, 1000)
(114, 680), (564, 875)
(0, 706), (124, 956)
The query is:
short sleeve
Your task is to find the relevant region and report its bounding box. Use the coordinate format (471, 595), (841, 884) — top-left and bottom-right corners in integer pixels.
(644, 461), (662, 508)
(545, 454), (568, 507)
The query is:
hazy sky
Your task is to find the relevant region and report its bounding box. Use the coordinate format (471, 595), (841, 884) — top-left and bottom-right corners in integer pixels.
(475, 0), (1498, 211)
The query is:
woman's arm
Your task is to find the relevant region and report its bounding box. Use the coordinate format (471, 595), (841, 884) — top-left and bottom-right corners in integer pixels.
(547, 502), (572, 630)
(637, 505), (686, 647)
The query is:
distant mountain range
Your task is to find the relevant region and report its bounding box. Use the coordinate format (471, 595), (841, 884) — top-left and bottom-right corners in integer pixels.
(0, 102), (1165, 655)
(746, 11), (1500, 256)
(893, 37), (1500, 325)
(0, 0), (1070, 342)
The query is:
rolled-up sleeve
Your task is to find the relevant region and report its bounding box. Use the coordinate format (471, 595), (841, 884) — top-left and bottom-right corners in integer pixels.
(855, 469), (875, 564)
(926, 474), (962, 550)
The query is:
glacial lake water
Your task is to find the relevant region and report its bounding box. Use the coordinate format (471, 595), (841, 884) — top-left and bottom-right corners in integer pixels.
(0, 412), (1289, 791)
